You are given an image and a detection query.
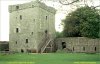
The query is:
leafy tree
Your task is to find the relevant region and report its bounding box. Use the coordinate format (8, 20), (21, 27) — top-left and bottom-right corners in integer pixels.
(56, 32), (64, 38)
(59, 0), (79, 5)
(62, 6), (100, 38)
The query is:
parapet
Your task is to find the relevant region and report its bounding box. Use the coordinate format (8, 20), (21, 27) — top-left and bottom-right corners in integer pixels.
(8, 0), (56, 14)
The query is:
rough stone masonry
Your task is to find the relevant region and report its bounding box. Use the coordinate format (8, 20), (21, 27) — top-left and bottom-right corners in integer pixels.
(9, 0), (56, 53)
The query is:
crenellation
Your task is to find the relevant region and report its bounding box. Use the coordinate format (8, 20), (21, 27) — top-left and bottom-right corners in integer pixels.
(9, 1), (56, 13)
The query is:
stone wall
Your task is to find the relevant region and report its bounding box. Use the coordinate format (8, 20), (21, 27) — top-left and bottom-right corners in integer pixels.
(0, 41), (9, 51)
(9, 0), (56, 53)
(55, 37), (100, 53)
(9, 1), (56, 13)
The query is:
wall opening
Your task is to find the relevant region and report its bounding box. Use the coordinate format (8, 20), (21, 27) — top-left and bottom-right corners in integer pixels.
(62, 42), (66, 49)
(21, 49), (24, 53)
(31, 32), (33, 35)
(20, 15), (22, 20)
(16, 17), (17, 19)
(16, 6), (19, 9)
(16, 41), (17, 44)
(26, 39), (28, 43)
(32, 5), (34, 7)
(73, 47), (74, 51)
(95, 47), (96, 51)
(16, 28), (19, 33)
(45, 30), (48, 34)
(34, 19), (35, 21)
(83, 47), (85, 51)
(46, 16), (47, 20)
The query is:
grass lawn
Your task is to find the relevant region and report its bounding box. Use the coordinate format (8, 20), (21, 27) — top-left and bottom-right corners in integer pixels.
(0, 53), (100, 64)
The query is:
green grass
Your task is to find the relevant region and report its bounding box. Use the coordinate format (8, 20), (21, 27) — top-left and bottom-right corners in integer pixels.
(0, 53), (100, 64)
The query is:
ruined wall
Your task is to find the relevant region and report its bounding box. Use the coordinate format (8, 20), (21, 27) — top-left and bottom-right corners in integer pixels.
(0, 41), (9, 51)
(55, 37), (100, 53)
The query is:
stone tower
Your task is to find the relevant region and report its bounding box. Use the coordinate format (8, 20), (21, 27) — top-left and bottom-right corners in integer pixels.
(9, 1), (56, 53)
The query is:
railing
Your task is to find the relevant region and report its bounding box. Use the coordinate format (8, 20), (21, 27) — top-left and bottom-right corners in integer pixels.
(38, 33), (55, 53)
(38, 33), (49, 53)
(40, 38), (52, 53)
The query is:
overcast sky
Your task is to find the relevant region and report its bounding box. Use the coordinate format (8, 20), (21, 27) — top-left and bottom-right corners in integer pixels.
(0, 0), (100, 41)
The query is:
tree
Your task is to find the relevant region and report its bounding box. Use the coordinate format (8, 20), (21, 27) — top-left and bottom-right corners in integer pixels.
(59, 0), (79, 5)
(62, 6), (100, 38)
(56, 32), (64, 38)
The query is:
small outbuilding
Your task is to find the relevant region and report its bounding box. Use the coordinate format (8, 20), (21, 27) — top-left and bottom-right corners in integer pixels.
(55, 37), (100, 53)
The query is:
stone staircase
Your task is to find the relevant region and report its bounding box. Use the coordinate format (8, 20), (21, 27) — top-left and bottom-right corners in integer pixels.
(40, 38), (53, 53)
(37, 33), (55, 53)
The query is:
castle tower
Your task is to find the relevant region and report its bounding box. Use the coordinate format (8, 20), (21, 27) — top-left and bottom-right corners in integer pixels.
(9, 0), (56, 53)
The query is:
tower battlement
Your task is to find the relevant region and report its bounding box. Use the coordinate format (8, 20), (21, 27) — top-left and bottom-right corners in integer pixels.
(9, 1), (56, 14)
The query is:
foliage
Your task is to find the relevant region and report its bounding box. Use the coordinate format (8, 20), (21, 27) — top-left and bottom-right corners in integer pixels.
(59, 0), (79, 5)
(0, 44), (8, 51)
(63, 6), (100, 38)
(56, 32), (64, 38)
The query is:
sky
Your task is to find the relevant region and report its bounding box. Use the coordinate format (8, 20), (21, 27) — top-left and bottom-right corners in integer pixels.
(0, 0), (100, 41)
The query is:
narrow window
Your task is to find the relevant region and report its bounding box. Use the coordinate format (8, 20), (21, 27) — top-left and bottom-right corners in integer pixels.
(62, 42), (66, 49)
(16, 41), (17, 44)
(32, 5), (34, 7)
(45, 30), (48, 34)
(16, 28), (19, 33)
(16, 6), (19, 9)
(20, 15), (22, 20)
(83, 47), (85, 51)
(16, 17), (17, 19)
(31, 32), (33, 35)
(73, 47), (74, 51)
(46, 16), (47, 20)
(95, 47), (96, 51)
(26, 39), (28, 43)
(34, 19), (35, 21)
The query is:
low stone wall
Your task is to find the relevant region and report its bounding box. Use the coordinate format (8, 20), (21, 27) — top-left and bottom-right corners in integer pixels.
(55, 37), (100, 53)
(0, 41), (9, 51)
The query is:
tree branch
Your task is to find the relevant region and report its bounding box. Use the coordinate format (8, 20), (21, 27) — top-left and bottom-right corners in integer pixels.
(59, 0), (79, 5)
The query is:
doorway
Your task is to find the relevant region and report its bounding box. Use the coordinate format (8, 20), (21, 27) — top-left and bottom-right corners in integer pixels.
(62, 42), (66, 49)
(21, 49), (24, 53)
